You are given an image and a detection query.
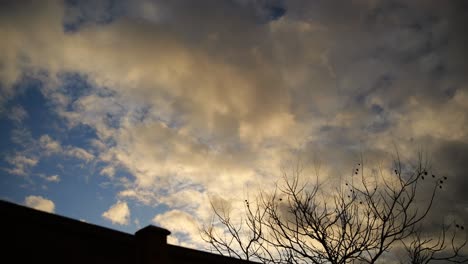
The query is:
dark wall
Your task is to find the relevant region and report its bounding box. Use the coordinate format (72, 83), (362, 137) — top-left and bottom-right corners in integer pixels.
(1, 200), (135, 263)
(0, 200), (257, 264)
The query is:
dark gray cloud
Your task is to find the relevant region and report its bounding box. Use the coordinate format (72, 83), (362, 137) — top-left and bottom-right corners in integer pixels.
(434, 140), (468, 208)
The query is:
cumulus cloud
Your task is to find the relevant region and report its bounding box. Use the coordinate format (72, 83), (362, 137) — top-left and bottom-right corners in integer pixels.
(24, 195), (55, 213)
(102, 201), (130, 225)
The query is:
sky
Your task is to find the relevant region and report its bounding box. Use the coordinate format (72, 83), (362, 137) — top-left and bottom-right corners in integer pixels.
(1, 0), (468, 251)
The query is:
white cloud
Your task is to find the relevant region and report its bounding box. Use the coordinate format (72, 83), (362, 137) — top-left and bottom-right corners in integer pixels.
(39, 134), (95, 162)
(5, 154), (39, 176)
(8, 105), (28, 123)
(153, 209), (202, 247)
(41, 174), (60, 183)
(24, 195), (55, 213)
(10, 128), (34, 147)
(39, 134), (62, 154)
(65, 147), (95, 162)
(102, 201), (130, 225)
(9, 154), (37, 166)
(100, 166), (115, 178)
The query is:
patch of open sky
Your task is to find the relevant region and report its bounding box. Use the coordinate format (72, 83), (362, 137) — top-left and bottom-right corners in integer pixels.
(95, 85), (119, 98)
(60, 123), (98, 150)
(249, 0), (286, 24)
(6, 74), (98, 151)
(0, 173), (30, 205)
(443, 86), (457, 99)
(35, 154), (120, 229)
(102, 111), (123, 130)
(135, 105), (184, 131)
(0, 123), (34, 200)
(63, 0), (123, 33)
(166, 118), (186, 131)
(126, 200), (170, 233)
(0, 72), (119, 227)
(263, 2), (286, 21)
(129, 104), (152, 124)
(371, 104), (384, 115)
(57, 72), (93, 107)
(0, 114), (15, 151)
(0, 147), (108, 221)
(366, 105), (391, 134)
(7, 77), (59, 139)
(353, 73), (394, 107)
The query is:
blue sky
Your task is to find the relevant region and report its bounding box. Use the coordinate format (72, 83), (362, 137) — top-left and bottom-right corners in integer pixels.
(0, 74), (155, 233)
(1, 0), (468, 250)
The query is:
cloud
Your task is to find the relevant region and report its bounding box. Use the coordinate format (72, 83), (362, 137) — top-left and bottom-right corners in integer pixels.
(65, 147), (94, 162)
(39, 134), (95, 162)
(153, 209), (201, 247)
(102, 201), (130, 225)
(10, 128), (34, 147)
(8, 105), (28, 123)
(39, 135), (62, 154)
(40, 174), (60, 183)
(5, 153), (38, 176)
(24, 195), (55, 213)
(100, 166), (115, 178)
(1, 0), (468, 249)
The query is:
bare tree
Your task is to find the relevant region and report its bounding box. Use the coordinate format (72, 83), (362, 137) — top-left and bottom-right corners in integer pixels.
(402, 224), (467, 264)
(201, 155), (467, 264)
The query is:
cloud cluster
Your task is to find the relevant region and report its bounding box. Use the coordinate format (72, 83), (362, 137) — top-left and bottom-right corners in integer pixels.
(5, 154), (38, 176)
(39, 134), (94, 162)
(3, 133), (94, 178)
(24, 195), (55, 213)
(1, 0), (468, 248)
(102, 201), (130, 225)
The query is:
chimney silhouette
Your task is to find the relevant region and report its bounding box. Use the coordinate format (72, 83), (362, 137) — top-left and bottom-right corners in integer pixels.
(135, 225), (171, 264)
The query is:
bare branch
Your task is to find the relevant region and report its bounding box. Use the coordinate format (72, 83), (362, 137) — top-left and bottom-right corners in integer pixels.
(202, 153), (467, 264)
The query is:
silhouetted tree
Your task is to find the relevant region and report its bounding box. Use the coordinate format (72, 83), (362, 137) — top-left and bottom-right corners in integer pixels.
(403, 224), (467, 264)
(201, 154), (467, 264)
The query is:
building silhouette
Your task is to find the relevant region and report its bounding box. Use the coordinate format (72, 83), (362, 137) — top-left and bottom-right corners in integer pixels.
(1, 200), (257, 264)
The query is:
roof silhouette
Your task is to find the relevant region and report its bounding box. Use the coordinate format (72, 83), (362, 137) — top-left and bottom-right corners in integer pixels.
(0, 200), (257, 264)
